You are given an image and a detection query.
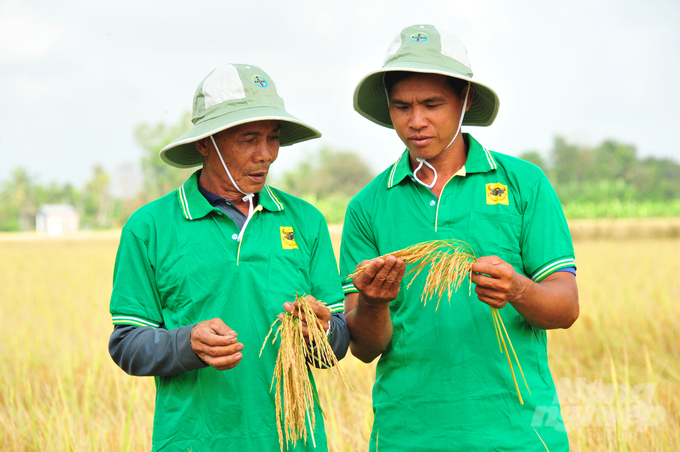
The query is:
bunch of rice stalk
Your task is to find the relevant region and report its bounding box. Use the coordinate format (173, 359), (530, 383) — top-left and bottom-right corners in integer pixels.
(349, 239), (531, 405)
(349, 239), (478, 310)
(259, 294), (350, 451)
(490, 306), (531, 405)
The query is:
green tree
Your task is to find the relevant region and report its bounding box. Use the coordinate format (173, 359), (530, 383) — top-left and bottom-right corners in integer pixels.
(592, 140), (636, 181)
(135, 112), (194, 202)
(551, 137), (587, 185)
(632, 157), (680, 201)
(81, 165), (113, 229)
(518, 151), (547, 173)
(277, 147), (375, 224)
(0, 168), (39, 231)
(532, 136), (680, 215)
(279, 148), (374, 199)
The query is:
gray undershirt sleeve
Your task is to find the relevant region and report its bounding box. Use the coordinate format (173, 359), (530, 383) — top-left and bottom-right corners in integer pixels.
(109, 324), (207, 377)
(327, 313), (350, 361)
(109, 313), (350, 376)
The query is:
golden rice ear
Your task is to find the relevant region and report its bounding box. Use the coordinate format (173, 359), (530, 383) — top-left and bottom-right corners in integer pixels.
(348, 239), (478, 308)
(260, 293), (351, 451)
(348, 240), (531, 406)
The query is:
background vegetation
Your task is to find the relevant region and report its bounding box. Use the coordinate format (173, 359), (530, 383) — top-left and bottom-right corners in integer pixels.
(2, 115), (680, 231)
(1, 231), (678, 451)
(520, 137), (680, 219)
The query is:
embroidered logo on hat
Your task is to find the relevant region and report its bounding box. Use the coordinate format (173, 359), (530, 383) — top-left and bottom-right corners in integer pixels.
(410, 32), (428, 42)
(252, 75), (268, 87)
(280, 226), (299, 249)
(486, 183), (509, 205)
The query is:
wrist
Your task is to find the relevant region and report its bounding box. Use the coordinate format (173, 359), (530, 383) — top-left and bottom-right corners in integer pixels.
(357, 293), (391, 311)
(509, 273), (531, 306)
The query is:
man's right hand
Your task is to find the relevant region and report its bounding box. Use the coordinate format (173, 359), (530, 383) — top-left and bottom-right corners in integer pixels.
(352, 255), (406, 305)
(190, 318), (243, 371)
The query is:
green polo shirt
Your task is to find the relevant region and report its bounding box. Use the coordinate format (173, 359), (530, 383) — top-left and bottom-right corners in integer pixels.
(340, 134), (575, 451)
(110, 171), (344, 451)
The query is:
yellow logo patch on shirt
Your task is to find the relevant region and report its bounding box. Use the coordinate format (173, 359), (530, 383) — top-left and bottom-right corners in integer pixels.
(486, 183), (509, 205)
(280, 226), (298, 249)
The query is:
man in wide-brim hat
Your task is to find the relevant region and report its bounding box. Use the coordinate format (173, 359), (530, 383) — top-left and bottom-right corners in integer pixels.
(108, 63), (349, 451)
(340, 24), (578, 451)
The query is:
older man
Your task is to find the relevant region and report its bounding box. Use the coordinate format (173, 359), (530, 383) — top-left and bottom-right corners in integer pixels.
(109, 63), (348, 451)
(340, 25), (579, 451)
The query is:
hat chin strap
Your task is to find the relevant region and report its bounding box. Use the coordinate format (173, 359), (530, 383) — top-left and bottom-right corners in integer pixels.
(210, 135), (254, 243)
(412, 83), (470, 190)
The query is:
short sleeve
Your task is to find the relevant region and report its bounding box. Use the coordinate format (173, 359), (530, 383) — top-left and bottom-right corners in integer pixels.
(308, 215), (345, 314)
(109, 228), (164, 328)
(520, 176), (576, 282)
(338, 201), (380, 294)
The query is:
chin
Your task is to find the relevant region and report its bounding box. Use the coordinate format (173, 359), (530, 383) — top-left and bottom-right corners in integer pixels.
(409, 148), (441, 161)
(247, 182), (267, 193)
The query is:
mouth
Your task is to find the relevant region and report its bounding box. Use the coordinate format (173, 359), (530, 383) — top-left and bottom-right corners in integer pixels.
(408, 136), (433, 147)
(248, 170), (268, 183)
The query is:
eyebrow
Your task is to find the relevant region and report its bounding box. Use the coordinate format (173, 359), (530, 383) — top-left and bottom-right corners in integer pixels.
(239, 125), (281, 138)
(390, 96), (447, 105)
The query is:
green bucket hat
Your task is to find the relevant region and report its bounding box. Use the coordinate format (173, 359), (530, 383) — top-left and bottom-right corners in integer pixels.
(354, 24), (499, 128)
(160, 63), (321, 168)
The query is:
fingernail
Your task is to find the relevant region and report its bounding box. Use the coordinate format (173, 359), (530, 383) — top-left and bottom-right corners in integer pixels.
(227, 330), (236, 336)
(284, 302), (293, 310)
(234, 353), (242, 360)
(237, 344), (244, 351)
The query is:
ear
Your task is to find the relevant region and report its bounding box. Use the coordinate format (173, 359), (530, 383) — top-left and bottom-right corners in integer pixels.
(195, 137), (210, 157)
(464, 85), (475, 113)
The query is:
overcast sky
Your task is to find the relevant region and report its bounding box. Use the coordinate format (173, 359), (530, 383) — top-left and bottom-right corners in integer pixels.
(2, 0), (679, 195)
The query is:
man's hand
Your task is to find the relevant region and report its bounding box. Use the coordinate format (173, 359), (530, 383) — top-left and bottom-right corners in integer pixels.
(352, 255), (406, 305)
(283, 295), (330, 344)
(470, 255), (579, 329)
(190, 318), (243, 370)
(470, 255), (526, 308)
(344, 255), (404, 363)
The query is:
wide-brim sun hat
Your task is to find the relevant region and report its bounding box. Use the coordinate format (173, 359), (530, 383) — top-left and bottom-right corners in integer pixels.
(354, 24), (499, 128)
(160, 63), (321, 168)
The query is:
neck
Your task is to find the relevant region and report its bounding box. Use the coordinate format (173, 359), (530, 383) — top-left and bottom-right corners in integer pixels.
(409, 134), (468, 197)
(199, 169), (253, 216)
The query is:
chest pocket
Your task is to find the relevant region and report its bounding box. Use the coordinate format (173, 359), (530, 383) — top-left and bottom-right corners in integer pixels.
(467, 211), (523, 271)
(265, 252), (311, 316)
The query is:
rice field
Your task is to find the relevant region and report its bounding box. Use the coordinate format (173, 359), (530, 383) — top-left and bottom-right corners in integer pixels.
(0, 222), (679, 451)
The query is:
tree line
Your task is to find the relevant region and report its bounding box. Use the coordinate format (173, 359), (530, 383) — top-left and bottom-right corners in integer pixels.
(1, 115), (680, 232)
(520, 138), (680, 218)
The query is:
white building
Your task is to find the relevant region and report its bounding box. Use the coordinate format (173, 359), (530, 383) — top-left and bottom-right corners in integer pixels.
(36, 205), (79, 236)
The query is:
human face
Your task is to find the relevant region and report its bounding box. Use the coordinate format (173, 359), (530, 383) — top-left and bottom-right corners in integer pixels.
(388, 73), (468, 163)
(200, 120), (280, 196)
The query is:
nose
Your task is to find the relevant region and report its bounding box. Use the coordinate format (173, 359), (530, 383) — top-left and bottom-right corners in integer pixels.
(253, 140), (276, 163)
(409, 106), (428, 130)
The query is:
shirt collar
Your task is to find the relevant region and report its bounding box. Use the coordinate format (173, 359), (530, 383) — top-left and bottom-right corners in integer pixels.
(387, 133), (498, 189)
(177, 171), (285, 221)
(196, 182), (224, 205)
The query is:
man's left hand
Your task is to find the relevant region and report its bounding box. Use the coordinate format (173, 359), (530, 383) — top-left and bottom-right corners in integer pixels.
(470, 255), (526, 309)
(282, 295), (331, 343)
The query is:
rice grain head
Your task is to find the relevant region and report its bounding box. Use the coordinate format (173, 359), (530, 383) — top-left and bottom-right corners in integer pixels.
(349, 239), (477, 309)
(348, 239), (531, 405)
(260, 293), (351, 451)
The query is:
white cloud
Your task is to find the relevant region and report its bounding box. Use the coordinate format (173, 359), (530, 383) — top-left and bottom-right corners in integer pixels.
(1, 0), (679, 188)
(0, 0), (67, 64)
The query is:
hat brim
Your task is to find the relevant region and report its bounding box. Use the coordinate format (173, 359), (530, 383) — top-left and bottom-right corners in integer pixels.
(354, 64), (499, 129)
(160, 106), (321, 168)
